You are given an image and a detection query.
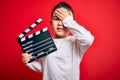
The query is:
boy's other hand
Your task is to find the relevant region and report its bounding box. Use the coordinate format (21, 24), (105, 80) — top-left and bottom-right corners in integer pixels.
(22, 53), (32, 64)
(54, 7), (73, 21)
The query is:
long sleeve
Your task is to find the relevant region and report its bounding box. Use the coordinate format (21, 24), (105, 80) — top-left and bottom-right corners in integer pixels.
(26, 61), (43, 73)
(62, 16), (94, 55)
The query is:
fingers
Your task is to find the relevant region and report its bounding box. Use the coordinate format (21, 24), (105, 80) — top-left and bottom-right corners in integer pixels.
(55, 9), (65, 20)
(22, 53), (32, 64)
(54, 8), (72, 20)
(54, 11), (63, 20)
(55, 8), (65, 16)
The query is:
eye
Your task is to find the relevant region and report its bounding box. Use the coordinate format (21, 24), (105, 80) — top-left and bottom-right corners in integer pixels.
(53, 16), (60, 20)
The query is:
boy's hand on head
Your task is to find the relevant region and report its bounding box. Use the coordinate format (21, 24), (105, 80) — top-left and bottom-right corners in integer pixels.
(54, 7), (72, 21)
(22, 53), (32, 64)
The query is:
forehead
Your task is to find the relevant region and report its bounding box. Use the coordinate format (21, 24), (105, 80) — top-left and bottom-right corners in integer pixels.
(52, 7), (72, 16)
(53, 7), (67, 13)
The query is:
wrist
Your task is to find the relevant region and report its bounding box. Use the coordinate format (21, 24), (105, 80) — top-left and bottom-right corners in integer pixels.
(62, 16), (74, 27)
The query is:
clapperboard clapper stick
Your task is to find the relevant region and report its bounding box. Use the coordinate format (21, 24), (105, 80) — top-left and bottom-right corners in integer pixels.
(17, 18), (57, 63)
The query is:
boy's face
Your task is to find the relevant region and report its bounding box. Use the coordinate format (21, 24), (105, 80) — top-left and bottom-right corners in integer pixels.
(51, 7), (73, 38)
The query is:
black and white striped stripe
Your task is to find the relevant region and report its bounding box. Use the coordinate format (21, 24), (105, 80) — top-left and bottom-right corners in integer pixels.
(20, 27), (47, 42)
(17, 18), (42, 39)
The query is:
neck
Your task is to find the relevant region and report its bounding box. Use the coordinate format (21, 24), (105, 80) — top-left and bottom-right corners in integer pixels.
(54, 35), (69, 39)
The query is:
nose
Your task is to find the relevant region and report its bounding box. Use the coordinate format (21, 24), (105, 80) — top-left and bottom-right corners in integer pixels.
(58, 20), (63, 26)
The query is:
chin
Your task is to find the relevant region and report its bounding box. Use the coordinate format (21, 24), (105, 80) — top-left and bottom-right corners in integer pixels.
(55, 31), (69, 37)
(55, 34), (67, 38)
(56, 33), (64, 36)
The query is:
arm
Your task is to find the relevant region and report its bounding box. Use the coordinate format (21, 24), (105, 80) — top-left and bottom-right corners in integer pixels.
(55, 8), (94, 55)
(22, 53), (43, 73)
(62, 16), (94, 54)
(26, 61), (43, 73)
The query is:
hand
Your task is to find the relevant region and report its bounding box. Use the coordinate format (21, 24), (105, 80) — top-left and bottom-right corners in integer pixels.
(54, 7), (73, 21)
(22, 53), (32, 64)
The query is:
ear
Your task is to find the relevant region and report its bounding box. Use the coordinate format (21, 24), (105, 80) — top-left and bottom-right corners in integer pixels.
(69, 11), (73, 16)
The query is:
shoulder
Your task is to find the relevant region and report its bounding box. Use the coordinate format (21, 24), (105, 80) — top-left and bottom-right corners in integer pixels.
(68, 36), (77, 42)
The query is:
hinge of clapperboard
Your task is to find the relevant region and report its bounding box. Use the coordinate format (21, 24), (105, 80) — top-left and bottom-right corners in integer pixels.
(17, 18), (43, 41)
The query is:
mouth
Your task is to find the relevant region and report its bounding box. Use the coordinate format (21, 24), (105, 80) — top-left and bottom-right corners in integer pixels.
(57, 28), (64, 31)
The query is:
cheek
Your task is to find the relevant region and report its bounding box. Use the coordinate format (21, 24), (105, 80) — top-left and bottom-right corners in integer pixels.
(65, 29), (70, 34)
(51, 23), (56, 31)
(51, 21), (58, 28)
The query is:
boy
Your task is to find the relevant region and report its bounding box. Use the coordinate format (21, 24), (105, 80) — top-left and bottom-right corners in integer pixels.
(22, 1), (94, 80)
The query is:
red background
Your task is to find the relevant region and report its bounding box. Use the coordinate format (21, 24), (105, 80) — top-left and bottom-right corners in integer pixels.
(0, 0), (120, 80)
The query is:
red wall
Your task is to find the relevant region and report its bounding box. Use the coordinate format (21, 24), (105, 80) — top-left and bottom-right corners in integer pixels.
(0, 0), (120, 80)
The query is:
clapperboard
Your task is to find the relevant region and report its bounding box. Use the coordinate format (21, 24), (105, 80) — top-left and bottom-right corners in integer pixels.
(17, 18), (57, 63)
